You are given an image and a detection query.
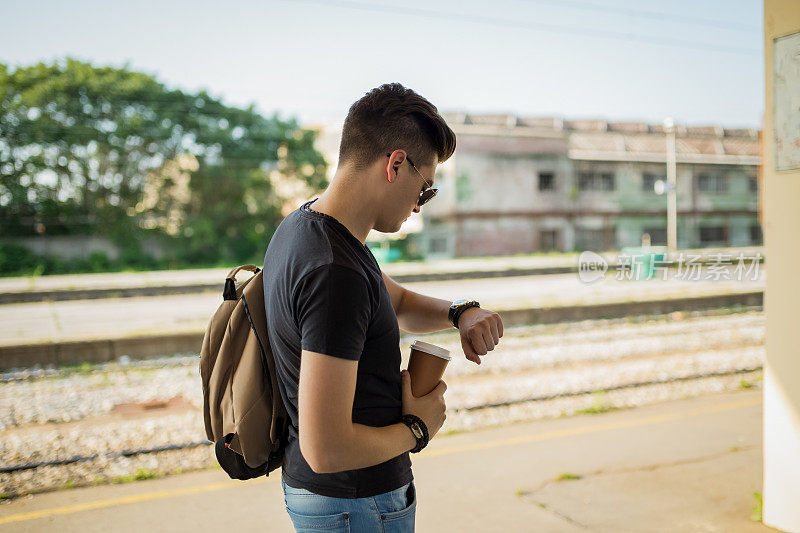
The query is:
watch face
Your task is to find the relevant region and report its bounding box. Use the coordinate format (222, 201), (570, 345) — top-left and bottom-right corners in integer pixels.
(410, 423), (424, 439)
(452, 299), (470, 307)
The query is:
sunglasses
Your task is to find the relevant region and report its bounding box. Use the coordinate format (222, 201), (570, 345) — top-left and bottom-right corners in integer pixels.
(386, 153), (438, 207)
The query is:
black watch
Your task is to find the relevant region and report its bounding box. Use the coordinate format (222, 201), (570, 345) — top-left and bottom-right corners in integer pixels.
(401, 414), (429, 453)
(449, 299), (481, 329)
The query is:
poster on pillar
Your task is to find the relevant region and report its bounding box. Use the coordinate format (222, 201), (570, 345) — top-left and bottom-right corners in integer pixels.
(773, 30), (800, 171)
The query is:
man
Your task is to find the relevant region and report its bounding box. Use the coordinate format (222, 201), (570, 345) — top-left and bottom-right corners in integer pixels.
(263, 83), (504, 532)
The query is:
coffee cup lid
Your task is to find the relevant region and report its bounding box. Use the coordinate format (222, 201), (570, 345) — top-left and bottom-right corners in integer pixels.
(410, 340), (451, 360)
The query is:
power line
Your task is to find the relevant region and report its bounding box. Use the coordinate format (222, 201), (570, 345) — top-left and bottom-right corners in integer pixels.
(518, 0), (757, 33)
(286, 0), (760, 56)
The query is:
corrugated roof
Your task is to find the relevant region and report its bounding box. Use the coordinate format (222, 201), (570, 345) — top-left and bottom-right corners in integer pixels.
(608, 122), (650, 133)
(464, 114), (517, 127)
(721, 137), (759, 156)
(569, 132), (621, 152)
(685, 126), (724, 136)
(677, 137), (722, 155)
(447, 113), (760, 159)
(457, 134), (569, 155)
(624, 135), (666, 153)
(723, 128), (757, 137)
(517, 117), (563, 129)
(564, 119), (608, 131)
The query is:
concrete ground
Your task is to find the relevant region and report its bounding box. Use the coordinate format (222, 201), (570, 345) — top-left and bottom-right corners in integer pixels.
(0, 389), (776, 533)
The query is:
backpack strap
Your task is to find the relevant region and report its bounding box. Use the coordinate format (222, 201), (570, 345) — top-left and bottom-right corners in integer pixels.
(240, 289), (285, 455)
(223, 264), (261, 300)
(226, 264), (260, 279)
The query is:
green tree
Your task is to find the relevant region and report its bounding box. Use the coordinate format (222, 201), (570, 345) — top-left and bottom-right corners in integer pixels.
(0, 58), (328, 268)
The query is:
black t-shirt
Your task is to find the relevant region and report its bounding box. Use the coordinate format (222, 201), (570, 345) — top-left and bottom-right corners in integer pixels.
(262, 198), (412, 498)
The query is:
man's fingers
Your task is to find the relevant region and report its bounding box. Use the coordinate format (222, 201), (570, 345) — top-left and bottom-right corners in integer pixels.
(401, 370), (412, 397)
(469, 329), (488, 354)
(482, 330), (495, 351)
(462, 337), (482, 365)
(490, 322), (500, 345)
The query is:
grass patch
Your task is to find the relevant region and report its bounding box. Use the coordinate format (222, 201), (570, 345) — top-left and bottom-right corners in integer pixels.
(574, 404), (618, 415)
(60, 361), (97, 375)
(442, 428), (466, 436)
(555, 472), (582, 481)
(739, 378), (754, 390)
(111, 468), (158, 484)
(574, 392), (620, 416)
(133, 468), (158, 480)
(0, 492), (11, 502)
(124, 366), (160, 375)
(60, 480), (75, 490)
(750, 491), (762, 522)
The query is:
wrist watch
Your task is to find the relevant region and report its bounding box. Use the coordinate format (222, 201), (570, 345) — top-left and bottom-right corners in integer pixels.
(401, 414), (429, 453)
(449, 299), (481, 329)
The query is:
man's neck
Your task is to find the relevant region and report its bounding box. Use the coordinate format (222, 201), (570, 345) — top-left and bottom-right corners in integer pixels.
(308, 181), (375, 245)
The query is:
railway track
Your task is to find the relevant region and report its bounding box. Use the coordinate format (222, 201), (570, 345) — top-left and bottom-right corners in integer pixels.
(0, 308), (765, 496)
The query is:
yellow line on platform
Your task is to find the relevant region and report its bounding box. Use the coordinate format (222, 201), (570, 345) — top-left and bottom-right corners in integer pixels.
(0, 395), (762, 525)
(0, 479), (268, 525)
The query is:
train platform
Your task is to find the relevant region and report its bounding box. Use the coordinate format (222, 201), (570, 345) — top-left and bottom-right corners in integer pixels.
(0, 389), (772, 532)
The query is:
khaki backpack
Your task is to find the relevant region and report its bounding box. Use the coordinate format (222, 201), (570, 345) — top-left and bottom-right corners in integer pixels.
(200, 264), (289, 479)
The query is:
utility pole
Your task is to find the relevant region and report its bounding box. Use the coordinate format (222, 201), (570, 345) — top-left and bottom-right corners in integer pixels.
(663, 118), (678, 260)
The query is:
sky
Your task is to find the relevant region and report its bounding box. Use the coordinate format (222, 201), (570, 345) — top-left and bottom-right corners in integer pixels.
(1, 0), (764, 128)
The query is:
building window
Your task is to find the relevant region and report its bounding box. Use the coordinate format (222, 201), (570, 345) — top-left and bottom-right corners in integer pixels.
(750, 224), (762, 245)
(578, 172), (593, 190)
(538, 172), (555, 191)
(643, 227), (667, 246)
(578, 172), (615, 191)
(601, 173), (615, 191)
(540, 229), (559, 251)
(642, 173), (664, 193)
(697, 174), (727, 193)
(699, 226), (728, 246)
(575, 228), (605, 251)
(428, 236), (449, 254)
(749, 176), (758, 192)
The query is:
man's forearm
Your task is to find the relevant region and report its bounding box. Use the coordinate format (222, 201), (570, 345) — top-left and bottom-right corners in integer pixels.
(318, 422), (417, 474)
(397, 290), (452, 334)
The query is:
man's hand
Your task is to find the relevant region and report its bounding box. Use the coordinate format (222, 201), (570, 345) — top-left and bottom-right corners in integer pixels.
(458, 308), (504, 365)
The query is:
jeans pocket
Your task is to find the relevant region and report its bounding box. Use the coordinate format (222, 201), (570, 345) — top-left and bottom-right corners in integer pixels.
(285, 506), (351, 533)
(379, 481), (416, 532)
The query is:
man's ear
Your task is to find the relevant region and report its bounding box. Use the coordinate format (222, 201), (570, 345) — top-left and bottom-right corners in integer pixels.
(385, 151), (406, 183)
(384, 158), (395, 183)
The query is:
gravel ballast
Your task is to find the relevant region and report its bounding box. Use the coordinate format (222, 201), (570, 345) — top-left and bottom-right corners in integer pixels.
(0, 309), (764, 499)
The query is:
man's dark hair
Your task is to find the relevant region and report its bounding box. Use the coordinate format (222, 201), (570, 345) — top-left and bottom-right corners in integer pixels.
(338, 83), (456, 171)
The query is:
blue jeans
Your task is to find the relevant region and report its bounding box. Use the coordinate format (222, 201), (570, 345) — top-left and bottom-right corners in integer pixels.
(281, 477), (417, 532)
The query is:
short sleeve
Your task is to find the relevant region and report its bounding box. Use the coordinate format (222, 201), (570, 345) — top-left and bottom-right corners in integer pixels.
(294, 264), (372, 361)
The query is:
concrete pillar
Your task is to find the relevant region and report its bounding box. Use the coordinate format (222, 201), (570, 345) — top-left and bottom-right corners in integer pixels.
(763, 2), (800, 531)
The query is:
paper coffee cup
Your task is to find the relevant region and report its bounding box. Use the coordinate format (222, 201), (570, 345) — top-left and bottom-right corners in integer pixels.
(407, 340), (451, 398)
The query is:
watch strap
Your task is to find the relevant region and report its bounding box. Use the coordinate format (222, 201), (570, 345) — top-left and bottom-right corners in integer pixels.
(451, 301), (480, 329)
(448, 303), (458, 327)
(401, 414), (429, 453)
